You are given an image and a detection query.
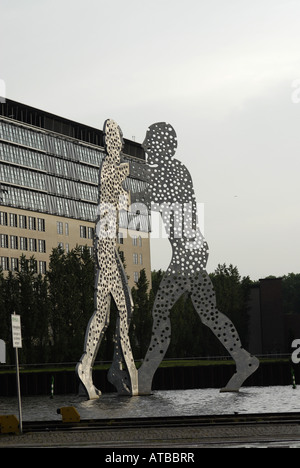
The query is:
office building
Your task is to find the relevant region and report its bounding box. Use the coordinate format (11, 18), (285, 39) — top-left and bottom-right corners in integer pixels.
(0, 99), (151, 288)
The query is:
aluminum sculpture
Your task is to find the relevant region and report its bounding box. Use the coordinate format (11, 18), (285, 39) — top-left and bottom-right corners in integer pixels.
(76, 119), (138, 399)
(134, 122), (259, 394)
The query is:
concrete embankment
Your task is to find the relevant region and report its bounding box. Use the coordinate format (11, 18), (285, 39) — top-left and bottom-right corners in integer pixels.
(0, 360), (297, 397)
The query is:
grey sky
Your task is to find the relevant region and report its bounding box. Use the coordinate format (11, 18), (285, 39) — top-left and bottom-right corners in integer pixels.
(1, 0), (300, 280)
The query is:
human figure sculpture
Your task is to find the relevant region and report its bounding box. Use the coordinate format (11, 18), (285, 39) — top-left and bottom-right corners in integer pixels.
(76, 119), (138, 399)
(136, 122), (259, 395)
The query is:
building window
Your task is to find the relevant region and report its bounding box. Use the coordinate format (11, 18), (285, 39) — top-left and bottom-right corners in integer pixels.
(20, 237), (28, 251)
(29, 238), (37, 252)
(65, 222), (69, 236)
(38, 239), (46, 253)
(58, 242), (64, 249)
(57, 221), (63, 235)
(65, 243), (70, 253)
(0, 256), (9, 271)
(10, 235), (18, 249)
(132, 235), (137, 246)
(38, 218), (45, 232)
(80, 225), (87, 238)
(30, 260), (37, 274)
(0, 212), (8, 226)
(88, 227), (94, 239)
(138, 236), (142, 247)
(0, 234), (8, 248)
(11, 258), (19, 272)
(39, 261), (47, 275)
(9, 213), (17, 227)
(139, 254), (143, 265)
(133, 271), (139, 283)
(118, 232), (124, 244)
(28, 216), (36, 230)
(19, 215), (27, 229)
(133, 253), (138, 265)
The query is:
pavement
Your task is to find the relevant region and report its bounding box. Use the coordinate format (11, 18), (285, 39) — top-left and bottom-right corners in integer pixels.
(1, 423), (300, 448)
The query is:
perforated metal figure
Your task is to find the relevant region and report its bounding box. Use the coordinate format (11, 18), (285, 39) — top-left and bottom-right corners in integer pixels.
(76, 119), (138, 399)
(137, 122), (259, 394)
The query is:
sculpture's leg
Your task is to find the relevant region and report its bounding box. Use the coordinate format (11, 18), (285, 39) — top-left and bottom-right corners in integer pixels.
(76, 294), (111, 400)
(108, 250), (135, 395)
(109, 291), (138, 396)
(138, 275), (187, 395)
(107, 314), (132, 395)
(190, 272), (259, 392)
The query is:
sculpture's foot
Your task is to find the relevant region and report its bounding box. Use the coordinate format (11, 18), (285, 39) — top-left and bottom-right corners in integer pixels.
(76, 358), (101, 400)
(137, 366), (154, 395)
(220, 354), (259, 393)
(107, 364), (131, 396)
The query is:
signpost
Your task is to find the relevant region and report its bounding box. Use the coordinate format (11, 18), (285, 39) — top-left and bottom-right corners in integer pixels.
(11, 313), (23, 433)
(0, 339), (5, 364)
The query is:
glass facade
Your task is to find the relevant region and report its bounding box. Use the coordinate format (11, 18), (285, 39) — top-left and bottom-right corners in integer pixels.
(0, 117), (149, 230)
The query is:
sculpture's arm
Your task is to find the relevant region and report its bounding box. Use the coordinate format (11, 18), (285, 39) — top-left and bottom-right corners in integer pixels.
(128, 161), (151, 209)
(117, 163), (130, 211)
(129, 161), (148, 181)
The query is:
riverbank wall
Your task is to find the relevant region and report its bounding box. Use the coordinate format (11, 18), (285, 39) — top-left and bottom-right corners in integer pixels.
(0, 360), (298, 397)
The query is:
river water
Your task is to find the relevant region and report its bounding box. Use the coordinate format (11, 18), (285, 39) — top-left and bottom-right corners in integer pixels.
(0, 386), (299, 421)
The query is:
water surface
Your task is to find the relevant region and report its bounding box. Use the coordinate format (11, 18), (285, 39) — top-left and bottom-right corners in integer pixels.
(0, 386), (299, 421)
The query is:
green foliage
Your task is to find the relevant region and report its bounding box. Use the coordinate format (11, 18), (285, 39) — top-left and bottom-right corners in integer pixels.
(167, 293), (206, 358)
(163, 264), (252, 358)
(47, 246), (94, 362)
(0, 255), (51, 364)
(150, 265), (252, 358)
(1, 252), (299, 366)
(282, 273), (300, 315)
(209, 263), (252, 347)
(17, 255), (50, 363)
(0, 247), (94, 364)
(130, 269), (152, 359)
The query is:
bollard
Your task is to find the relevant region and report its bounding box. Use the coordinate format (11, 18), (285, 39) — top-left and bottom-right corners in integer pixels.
(57, 406), (80, 423)
(0, 415), (19, 434)
(50, 376), (54, 399)
(0, 339), (5, 364)
(291, 367), (297, 389)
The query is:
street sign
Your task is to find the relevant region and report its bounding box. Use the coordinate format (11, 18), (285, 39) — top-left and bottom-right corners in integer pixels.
(11, 314), (22, 348)
(0, 339), (5, 363)
(11, 313), (23, 433)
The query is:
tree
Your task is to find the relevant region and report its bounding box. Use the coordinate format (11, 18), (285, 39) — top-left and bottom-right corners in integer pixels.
(47, 247), (68, 361)
(0, 268), (10, 362)
(282, 273), (300, 315)
(130, 269), (152, 360)
(167, 293), (206, 358)
(17, 255), (40, 363)
(31, 271), (51, 363)
(47, 246), (94, 362)
(209, 263), (252, 348)
(0, 268), (8, 342)
(2, 270), (20, 364)
(0, 255), (264, 365)
(161, 264), (253, 358)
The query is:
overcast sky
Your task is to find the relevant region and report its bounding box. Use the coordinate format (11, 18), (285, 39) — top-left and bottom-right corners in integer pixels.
(1, 0), (300, 280)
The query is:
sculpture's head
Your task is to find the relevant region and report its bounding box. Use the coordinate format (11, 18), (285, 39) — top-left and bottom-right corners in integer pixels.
(103, 119), (124, 162)
(142, 122), (177, 165)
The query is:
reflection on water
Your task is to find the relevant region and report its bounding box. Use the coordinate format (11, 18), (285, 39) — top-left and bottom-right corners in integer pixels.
(0, 386), (300, 421)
